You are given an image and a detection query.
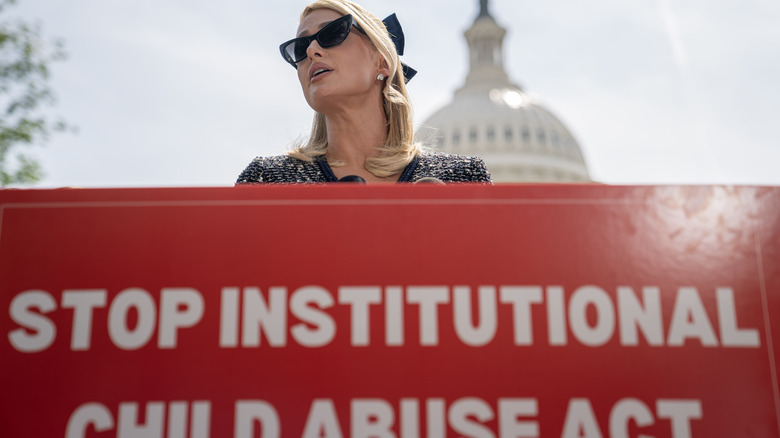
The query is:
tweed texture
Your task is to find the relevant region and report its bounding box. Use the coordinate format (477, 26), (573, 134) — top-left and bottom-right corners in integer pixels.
(236, 151), (492, 184)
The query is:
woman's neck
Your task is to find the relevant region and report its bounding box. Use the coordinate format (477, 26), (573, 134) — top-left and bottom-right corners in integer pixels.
(323, 98), (398, 182)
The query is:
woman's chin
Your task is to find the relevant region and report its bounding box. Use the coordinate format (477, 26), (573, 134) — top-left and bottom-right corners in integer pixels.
(307, 88), (342, 110)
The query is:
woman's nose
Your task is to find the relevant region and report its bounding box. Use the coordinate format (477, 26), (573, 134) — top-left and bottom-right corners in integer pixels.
(306, 40), (324, 60)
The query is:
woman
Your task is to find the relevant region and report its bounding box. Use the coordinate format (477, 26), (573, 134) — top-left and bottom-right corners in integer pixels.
(237, 0), (491, 184)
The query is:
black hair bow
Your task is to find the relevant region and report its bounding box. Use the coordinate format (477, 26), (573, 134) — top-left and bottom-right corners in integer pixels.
(382, 13), (417, 83)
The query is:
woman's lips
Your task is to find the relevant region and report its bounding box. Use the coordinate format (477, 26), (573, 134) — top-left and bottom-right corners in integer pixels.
(309, 63), (333, 82)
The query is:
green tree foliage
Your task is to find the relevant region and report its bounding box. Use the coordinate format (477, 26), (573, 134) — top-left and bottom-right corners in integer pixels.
(0, 0), (68, 186)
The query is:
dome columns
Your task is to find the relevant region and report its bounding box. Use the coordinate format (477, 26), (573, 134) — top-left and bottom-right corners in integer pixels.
(461, 2), (511, 91)
(416, 0), (592, 183)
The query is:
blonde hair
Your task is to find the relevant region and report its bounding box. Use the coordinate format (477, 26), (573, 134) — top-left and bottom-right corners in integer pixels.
(287, 0), (420, 177)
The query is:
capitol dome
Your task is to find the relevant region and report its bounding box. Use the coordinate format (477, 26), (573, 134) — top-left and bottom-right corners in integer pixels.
(416, 0), (591, 182)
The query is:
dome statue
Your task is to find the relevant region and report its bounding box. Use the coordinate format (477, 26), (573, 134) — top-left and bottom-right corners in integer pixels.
(416, 0), (592, 182)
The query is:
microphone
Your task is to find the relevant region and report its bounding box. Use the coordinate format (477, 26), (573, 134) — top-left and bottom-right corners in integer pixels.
(337, 175), (367, 183)
(414, 177), (445, 185)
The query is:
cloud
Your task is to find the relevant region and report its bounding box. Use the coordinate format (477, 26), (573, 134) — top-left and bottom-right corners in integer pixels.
(658, 0), (689, 75)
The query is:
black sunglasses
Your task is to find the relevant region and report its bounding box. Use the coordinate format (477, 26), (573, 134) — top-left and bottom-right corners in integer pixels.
(279, 14), (366, 68)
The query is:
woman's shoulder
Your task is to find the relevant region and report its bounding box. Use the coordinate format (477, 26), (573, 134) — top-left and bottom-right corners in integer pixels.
(236, 154), (326, 184)
(411, 150), (492, 183)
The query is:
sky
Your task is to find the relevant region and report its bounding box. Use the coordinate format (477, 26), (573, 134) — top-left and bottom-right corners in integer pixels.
(6, 0), (780, 187)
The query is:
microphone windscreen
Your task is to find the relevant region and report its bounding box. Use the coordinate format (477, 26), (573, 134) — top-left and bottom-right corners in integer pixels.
(337, 175), (367, 183)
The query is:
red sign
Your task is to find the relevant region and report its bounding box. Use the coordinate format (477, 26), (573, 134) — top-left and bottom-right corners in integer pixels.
(1, 185), (779, 437)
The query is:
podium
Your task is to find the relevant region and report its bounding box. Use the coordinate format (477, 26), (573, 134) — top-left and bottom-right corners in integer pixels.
(2, 184), (779, 437)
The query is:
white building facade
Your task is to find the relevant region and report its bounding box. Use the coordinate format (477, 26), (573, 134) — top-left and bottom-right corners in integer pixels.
(416, 0), (592, 182)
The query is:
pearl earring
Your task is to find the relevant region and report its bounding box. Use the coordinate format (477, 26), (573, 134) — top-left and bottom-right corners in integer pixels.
(377, 74), (385, 80)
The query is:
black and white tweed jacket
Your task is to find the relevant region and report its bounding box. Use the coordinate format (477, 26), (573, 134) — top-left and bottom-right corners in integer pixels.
(236, 151), (492, 184)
